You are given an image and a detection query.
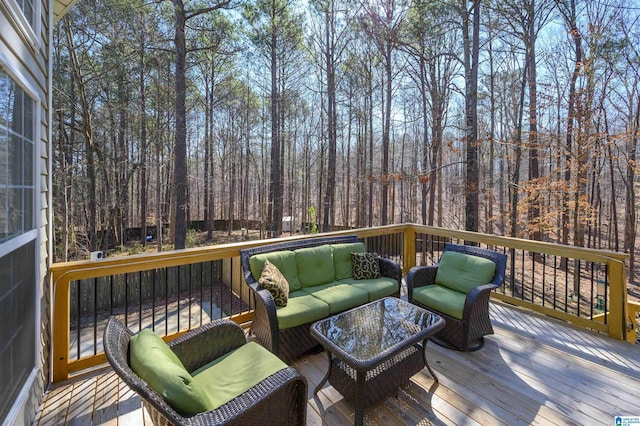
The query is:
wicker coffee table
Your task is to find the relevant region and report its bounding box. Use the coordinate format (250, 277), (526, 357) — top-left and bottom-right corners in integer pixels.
(310, 297), (445, 426)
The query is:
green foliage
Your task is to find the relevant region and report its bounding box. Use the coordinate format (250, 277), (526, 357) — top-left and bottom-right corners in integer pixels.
(308, 206), (318, 234)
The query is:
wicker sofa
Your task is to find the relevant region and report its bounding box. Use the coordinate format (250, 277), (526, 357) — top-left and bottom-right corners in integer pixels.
(240, 235), (402, 362)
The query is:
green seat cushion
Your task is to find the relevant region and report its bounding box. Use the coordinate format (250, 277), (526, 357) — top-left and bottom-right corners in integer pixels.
(340, 277), (399, 301)
(295, 245), (336, 288)
(331, 242), (366, 280)
(435, 251), (497, 294)
(275, 290), (330, 329)
(129, 329), (212, 414)
(413, 284), (466, 320)
(250, 250), (301, 291)
(302, 282), (369, 314)
(192, 342), (288, 410)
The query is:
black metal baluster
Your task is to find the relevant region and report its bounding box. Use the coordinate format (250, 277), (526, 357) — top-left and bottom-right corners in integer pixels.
(152, 269), (156, 332)
(542, 253), (546, 307)
(93, 277), (97, 355)
(553, 255), (558, 310)
(531, 251), (535, 303)
(573, 259), (582, 317)
(138, 271), (142, 331)
(125, 273), (129, 327)
(164, 267), (169, 336)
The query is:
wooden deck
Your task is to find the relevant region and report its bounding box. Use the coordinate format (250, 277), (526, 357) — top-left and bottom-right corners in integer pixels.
(35, 301), (640, 425)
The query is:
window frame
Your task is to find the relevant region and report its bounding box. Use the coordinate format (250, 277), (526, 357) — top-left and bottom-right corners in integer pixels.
(0, 39), (42, 424)
(0, 0), (42, 51)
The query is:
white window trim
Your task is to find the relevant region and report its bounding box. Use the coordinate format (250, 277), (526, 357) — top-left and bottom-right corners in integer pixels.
(0, 48), (41, 103)
(1, 0), (41, 51)
(0, 229), (37, 258)
(3, 368), (39, 426)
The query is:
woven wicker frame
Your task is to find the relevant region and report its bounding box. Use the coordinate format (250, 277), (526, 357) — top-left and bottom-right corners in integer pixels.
(406, 243), (508, 351)
(103, 317), (308, 425)
(240, 235), (402, 363)
(329, 344), (425, 407)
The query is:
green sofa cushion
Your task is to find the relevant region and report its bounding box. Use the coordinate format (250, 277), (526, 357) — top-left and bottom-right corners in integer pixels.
(129, 329), (212, 414)
(192, 342), (287, 410)
(340, 277), (399, 301)
(276, 290), (330, 329)
(250, 250), (301, 291)
(331, 242), (366, 280)
(435, 251), (496, 294)
(413, 284), (466, 320)
(302, 282), (369, 314)
(295, 245), (335, 288)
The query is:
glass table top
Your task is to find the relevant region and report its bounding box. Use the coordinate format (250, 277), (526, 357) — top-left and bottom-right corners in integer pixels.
(311, 297), (443, 364)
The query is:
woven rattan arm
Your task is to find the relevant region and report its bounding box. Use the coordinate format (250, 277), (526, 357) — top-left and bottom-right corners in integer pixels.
(248, 284), (280, 356)
(169, 319), (247, 372)
(462, 282), (500, 319)
(378, 257), (402, 287)
(406, 265), (438, 302)
(182, 367), (308, 426)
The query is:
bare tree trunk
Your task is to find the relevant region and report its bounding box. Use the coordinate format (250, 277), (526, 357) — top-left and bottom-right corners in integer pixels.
(171, 0), (187, 249)
(139, 28), (148, 246)
(462, 0), (480, 233)
(65, 19), (98, 252)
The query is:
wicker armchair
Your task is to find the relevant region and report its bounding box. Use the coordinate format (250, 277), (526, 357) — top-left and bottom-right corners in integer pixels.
(103, 317), (307, 425)
(407, 243), (507, 351)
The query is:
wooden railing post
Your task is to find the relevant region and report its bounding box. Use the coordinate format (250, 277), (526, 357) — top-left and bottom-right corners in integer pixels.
(403, 226), (416, 275)
(607, 259), (628, 341)
(52, 273), (70, 382)
(627, 301), (640, 344)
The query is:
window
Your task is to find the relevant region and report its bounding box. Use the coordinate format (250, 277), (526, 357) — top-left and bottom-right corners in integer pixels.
(2, 0), (39, 48)
(0, 241), (36, 421)
(14, 0), (34, 28)
(0, 70), (35, 243)
(0, 69), (36, 422)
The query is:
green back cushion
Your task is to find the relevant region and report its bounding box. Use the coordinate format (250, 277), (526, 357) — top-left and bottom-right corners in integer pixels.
(435, 251), (497, 294)
(250, 250), (301, 291)
(129, 329), (212, 414)
(295, 245), (335, 287)
(192, 342), (287, 410)
(331, 242), (366, 280)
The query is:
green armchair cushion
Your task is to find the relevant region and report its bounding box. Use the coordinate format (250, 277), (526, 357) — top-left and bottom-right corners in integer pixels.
(258, 260), (289, 306)
(413, 284), (466, 320)
(295, 245), (336, 287)
(129, 328), (212, 414)
(331, 242), (366, 280)
(351, 252), (381, 280)
(435, 251), (496, 294)
(192, 341), (288, 410)
(250, 250), (301, 291)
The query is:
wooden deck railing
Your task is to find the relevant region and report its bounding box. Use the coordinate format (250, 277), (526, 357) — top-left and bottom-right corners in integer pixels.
(49, 224), (631, 382)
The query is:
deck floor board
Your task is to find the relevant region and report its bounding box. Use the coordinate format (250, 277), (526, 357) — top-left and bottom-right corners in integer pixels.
(35, 302), (640, 426)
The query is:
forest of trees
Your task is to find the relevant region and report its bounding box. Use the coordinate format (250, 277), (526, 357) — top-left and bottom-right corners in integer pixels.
(53, 0), (639, 286)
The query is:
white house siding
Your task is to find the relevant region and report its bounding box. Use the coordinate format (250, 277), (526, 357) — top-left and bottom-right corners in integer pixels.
(0, 0), (51, 424)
